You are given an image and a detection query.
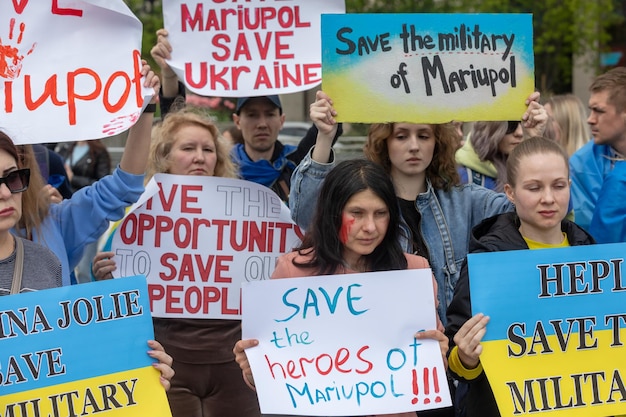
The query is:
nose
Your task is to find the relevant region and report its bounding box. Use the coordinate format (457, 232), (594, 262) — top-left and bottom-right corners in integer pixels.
(408, 134), (420, 150)
(0, 183), (12, 198)
(193, 148), (205, 162)
(513, 124), (523, 138)
(587, 112), (595, 125)
(541, 188), (555, 204)
(361, 215), (377, 233)
(257, 114), (269, 127)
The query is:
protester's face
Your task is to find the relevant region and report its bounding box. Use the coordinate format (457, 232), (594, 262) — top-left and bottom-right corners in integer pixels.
(387, 123), (435, 179)
(232, 98), (285, 158)
(340, 189), (390, 269)
(0, 150), (22, 233)
(168, 125), (217, 176)
(498, 122), (524, 155)
(505, 152), (570, 241)
(587, 89), (626, 147)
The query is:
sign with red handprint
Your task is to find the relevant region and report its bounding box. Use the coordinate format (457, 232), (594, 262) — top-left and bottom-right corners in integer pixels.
(0, 0), (154, 144)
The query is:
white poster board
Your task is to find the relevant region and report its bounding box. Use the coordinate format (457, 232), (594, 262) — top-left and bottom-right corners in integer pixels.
(162, 0), (346, 96)
(0, 0), (153, 144)
(110, 174), (303, 319)
(242, 269), (452, 415)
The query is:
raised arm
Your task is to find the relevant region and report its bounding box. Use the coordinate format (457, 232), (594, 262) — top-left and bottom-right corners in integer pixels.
(310, 90), (339, 164)
(150, 28), (179, 98)
(521, 91), (548, 138)
(119, 60), (160, 175)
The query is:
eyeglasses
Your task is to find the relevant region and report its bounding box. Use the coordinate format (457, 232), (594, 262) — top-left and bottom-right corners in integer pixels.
(0, 169), (30, 194)
(506, 121), (520, 135)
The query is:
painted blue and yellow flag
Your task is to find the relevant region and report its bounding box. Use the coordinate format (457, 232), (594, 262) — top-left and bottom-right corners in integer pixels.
(0, 276), (171, 416)
(322, 13), (534, 123)
(468, 243), (626, 417)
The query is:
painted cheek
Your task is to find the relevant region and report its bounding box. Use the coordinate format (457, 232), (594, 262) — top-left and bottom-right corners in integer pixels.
(339, 214), (355, 244)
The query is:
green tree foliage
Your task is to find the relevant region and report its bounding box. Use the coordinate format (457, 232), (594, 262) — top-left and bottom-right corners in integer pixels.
(124, 0), (164, 73)
(346, 0), (622, 93)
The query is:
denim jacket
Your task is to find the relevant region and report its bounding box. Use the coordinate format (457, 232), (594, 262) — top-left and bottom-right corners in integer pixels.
(289, 149), (514, 325)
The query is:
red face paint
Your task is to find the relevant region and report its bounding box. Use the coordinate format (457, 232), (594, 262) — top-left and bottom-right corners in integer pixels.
(339, 214), (355, 244)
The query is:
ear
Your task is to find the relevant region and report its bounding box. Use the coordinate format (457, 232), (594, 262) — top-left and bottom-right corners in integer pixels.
(232, 113), (240, 128)
(280, 113), (286, 127)
(504, 183), (515, 204)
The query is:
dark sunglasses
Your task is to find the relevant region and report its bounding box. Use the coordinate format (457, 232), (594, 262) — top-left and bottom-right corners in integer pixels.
(0, 168), (30, 194)
(506, 121), (520, 134)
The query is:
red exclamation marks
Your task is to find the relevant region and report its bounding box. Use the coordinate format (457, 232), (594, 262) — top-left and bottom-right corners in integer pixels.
(414, 367), (442, 405)
(424, 368), (431, 404)
(432, 367), (442, 403)
(411, 369), (419, 404)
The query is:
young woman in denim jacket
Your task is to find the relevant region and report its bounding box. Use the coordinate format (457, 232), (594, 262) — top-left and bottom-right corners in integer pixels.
(289, 91), (548, 328)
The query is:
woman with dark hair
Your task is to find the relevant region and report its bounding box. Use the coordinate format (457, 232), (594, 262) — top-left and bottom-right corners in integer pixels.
(445, 137), (595, 417)
(292, 158), (408, 274)
(234, 159), (448, 417)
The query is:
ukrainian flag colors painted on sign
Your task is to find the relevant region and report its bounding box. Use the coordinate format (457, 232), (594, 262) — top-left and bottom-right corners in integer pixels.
(321, 13), (534, 123)
(468, 243), (626, 417)
(0, 276), (171, 416)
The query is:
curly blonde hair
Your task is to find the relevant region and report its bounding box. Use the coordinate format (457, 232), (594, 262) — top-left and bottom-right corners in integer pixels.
(363, 122), (460, 190)
(147, 109), (238, 181)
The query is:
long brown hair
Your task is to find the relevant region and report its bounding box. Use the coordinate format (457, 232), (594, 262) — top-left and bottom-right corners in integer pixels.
(363, 122), (460, 190)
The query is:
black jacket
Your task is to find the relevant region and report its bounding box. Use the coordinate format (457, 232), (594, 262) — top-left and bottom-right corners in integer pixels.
(58, 143), (111, 192)
(445, 212), (595, 417)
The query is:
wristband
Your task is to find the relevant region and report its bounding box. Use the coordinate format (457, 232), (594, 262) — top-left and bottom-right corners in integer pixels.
(144, 103), (157, 113)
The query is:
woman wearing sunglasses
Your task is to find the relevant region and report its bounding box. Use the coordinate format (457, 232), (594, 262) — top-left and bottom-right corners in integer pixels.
(455, 120), (527, 192)
(0, 134), (62, 295)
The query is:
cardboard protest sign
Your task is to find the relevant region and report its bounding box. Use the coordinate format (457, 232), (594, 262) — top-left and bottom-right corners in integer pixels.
(162, 0), (346, 96)
(0, 0), (153, 144)
(322, 13), (534, 123)
(0, 276), (171, 417)
(242, 269), (451, 415)
(110, 174), (303, 319)
(468, 243), (626, 417)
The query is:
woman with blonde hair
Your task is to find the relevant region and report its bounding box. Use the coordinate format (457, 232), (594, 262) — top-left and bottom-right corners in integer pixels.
(543, 93), (591, 156)
(146, 108), (237, 180)
(93, 108), (261, 417)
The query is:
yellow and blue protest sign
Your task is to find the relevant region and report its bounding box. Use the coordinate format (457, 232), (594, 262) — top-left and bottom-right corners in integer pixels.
(0, 276), (171, 417)
(321, 13), (534, 123)
(468, 243), (626, 417)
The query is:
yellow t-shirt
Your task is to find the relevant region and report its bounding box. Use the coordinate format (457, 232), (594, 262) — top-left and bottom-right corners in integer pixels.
(523, 232), (570, 249)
